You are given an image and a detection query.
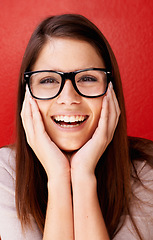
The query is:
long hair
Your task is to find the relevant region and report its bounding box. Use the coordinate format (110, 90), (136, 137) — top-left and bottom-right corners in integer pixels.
(15, 14), (152, 239)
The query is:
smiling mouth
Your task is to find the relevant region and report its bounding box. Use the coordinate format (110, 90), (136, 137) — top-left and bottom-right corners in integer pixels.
(52, 115), (88, 128)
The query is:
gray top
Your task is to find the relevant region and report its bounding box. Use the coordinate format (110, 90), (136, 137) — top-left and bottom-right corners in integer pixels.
(0, 147), (153, 239)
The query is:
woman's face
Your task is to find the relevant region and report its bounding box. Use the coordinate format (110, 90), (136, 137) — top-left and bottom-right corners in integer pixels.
(32, 38), (105, 151)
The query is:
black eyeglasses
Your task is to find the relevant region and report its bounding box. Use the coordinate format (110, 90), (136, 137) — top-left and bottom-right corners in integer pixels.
(24, 68), (111, 100)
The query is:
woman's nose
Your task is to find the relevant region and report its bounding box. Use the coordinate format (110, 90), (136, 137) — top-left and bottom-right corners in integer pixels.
(56, 79), (81, 105)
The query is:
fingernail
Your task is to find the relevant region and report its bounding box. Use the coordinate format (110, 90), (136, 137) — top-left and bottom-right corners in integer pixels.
(26, 85), (30, 94)
(107, 85), (111, 96)
(109, 81), (113, 88)
(29, 95), (35, 106)
(29, 95), (32, 101)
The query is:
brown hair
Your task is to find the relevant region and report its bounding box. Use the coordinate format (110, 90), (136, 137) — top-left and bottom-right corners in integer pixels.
(15, 14), (153, 239)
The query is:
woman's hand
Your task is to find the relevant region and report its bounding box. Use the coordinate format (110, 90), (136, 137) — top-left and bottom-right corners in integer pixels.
(70, 83), (118, 240)
(70, 82), (120, 178)
(21, 87), (74, 239)
(21, 86), (70, 181)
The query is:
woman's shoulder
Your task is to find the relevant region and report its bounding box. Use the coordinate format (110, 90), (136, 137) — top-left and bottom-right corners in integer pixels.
(0, 145), (42, 239)
(131, 160), (153, 195)
(0, 145), (16, 159)
(114, 138), (153, 239)
(0, 145), (16, 195)
(129, 136), (153, 202)
(130, 138), (153, 239)
(133, 158), (153, 178)
(118, 160), (153, 239)
(0, 145), (16, 179)
(129, 136), (153, 188)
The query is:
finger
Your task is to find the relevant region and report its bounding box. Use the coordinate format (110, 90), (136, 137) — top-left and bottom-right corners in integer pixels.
(20, 86), (35, 144)
(85, 95), (109, 164)
(110, 82), (121, 118)
(92, 95), (109, 148)
(109, 84), (121, 130)
(29, 97), (46, 136)
(107, 83), (120, 140)
(21, 85), (30, 117)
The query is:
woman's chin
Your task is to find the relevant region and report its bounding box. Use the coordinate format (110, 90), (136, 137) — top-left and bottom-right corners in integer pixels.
(60, 145), (81, 152)
(56, 140), (83, 153)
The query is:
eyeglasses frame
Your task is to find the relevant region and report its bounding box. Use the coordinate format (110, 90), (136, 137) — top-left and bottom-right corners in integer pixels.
(24, 68), (111, 100)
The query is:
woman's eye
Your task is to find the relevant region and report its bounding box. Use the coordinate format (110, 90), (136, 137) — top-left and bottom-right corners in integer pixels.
(39, 78), (59, 84)
(78, 76), (97, 82)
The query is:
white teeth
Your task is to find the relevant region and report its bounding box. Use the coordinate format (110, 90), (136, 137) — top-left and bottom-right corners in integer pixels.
(53, 115), (87, 123)
(59, 124), (80, 128)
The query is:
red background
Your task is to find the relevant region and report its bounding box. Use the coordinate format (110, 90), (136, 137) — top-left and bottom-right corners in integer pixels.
(0, 0), (153, 147)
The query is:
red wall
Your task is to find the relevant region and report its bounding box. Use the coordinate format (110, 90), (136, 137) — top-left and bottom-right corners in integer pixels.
(0, 0), (153, 147)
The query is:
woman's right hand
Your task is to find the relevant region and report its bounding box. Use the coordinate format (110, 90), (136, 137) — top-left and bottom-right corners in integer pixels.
(21, 86), (70, 181)
(21, 87), (74, 240)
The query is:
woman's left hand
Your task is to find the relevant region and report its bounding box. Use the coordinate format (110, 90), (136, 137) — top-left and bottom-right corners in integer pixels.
(70, 82), (120, 178)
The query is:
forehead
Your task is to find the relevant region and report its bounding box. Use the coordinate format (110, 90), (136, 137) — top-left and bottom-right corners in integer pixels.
(32, 37), (105, 72)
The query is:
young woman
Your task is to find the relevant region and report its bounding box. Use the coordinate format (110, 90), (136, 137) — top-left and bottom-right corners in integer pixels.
(0, 14), (153, 240)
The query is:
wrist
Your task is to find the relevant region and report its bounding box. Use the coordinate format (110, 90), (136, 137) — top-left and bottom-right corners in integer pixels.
(71, 170), (97, 187)
(48, 170), (71, 190)
(47, 162), (71, 181)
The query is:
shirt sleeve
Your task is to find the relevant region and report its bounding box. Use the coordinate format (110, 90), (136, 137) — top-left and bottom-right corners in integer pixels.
(0, 147), (42, 240)
(113, 161), (153, 240)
